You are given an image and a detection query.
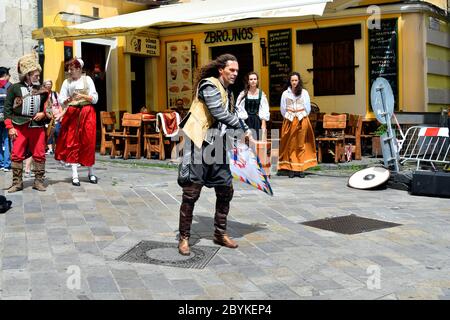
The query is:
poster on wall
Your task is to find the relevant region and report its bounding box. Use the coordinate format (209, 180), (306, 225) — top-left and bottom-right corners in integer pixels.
(166, 40), (193, 108)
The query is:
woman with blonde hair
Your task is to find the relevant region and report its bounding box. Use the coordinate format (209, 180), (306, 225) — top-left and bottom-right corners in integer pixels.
(43, 79), (62, 154)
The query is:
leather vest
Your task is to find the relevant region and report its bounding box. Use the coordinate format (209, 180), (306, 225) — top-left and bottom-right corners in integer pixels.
(179, 77), (227, 149)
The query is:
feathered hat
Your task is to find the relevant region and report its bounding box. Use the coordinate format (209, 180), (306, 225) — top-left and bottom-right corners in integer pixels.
(17, 52), (42, 76)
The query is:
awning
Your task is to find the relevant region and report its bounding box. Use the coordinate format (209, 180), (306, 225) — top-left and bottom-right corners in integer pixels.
(33, 0), (332, 41)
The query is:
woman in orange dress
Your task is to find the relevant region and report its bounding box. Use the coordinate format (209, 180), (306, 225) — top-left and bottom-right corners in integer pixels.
(277, 72), (317, 178)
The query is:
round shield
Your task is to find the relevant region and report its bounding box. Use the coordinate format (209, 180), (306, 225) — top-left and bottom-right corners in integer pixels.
(370, 77), (395, 124)
(348, 167), (390, 190)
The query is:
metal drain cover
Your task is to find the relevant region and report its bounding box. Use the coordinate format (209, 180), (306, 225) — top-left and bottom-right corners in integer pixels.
(301, 214), (401, 234)
(117, 240), (220, 269)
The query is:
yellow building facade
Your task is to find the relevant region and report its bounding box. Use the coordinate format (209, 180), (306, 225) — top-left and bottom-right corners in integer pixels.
(37, 0), (449, 119)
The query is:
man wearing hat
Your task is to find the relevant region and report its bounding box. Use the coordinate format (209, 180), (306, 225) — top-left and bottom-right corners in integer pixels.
(4, 53), (51, 192)
(0, 66), (12, 172)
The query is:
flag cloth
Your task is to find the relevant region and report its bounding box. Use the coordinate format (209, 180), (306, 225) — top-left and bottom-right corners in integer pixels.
(228, 142), (273, 196)
(418, 127), (449, 137)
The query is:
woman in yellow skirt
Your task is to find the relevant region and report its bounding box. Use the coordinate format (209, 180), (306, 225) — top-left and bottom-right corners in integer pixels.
(277, 72), (317, 178)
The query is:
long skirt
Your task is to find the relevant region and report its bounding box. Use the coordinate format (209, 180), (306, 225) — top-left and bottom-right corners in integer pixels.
(278, 116), (317, 172)
(245, 114), (262, 140)
(55, 105), (96, 167)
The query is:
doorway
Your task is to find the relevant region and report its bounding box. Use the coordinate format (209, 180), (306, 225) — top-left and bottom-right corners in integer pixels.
(81, 42), (107, 114)
(130, 56), (147, 114)
(211, 43), (253, 102)
(81, 42), (108, 148)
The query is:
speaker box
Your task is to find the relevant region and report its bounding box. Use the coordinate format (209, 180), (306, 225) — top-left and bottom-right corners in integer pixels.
(411, 170), (450, 197)
(387, 171), (413, 191)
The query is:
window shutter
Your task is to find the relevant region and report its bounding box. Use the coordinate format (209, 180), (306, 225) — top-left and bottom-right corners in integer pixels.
(313, 40), (355, 96)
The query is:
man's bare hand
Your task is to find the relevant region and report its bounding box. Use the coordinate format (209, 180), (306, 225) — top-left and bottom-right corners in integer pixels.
(244, 130), (257, 145)
(13, 97), (23, 107)
(32, 112), (46, 121)
(8, 128), (18, 140)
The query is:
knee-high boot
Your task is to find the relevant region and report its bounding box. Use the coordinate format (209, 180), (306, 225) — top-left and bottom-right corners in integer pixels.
(32, 161), (46, 191)
(213, 185), (238, 248)
(178, 183), (202, 255)
(7, 161), (23, 193)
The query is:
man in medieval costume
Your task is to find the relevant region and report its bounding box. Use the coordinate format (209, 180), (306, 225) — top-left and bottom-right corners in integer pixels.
(4, 52), (51, 192)
(177, 54), (253, 256)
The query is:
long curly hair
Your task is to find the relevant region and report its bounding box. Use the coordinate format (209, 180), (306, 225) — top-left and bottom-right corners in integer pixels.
(193, 54), (238, 92)
(243, 71), (259, 96)
(287, 71), (304, 97)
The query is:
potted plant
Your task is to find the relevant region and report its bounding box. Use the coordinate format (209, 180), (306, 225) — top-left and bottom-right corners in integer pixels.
(371, 124), (387, 157)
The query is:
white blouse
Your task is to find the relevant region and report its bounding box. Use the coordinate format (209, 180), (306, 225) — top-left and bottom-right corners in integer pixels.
(280, 88), (311, 122)
(58, 75), (98, 106)
(236, 89), (270, 121)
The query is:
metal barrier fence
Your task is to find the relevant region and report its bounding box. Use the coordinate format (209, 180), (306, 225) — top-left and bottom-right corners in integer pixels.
(398, 126), (450, 170)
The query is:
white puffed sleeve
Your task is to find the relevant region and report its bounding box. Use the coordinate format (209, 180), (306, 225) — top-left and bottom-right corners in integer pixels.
(302, 89), (311, 115)
(235, 91), (248, 120)
(58, 79), (70, 106)
(86, 76), (99, 104)
(280, 90), (288, 118)
(258, 91), (270, 121)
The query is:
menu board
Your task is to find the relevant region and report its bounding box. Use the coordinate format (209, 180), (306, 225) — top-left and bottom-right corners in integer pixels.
(368, 18), (398, 110)
(268, 29), (292, 106)
(166, 40), (193, 108)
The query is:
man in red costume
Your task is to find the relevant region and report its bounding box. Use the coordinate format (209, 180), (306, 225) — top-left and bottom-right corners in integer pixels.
(4, 53), (51, 192)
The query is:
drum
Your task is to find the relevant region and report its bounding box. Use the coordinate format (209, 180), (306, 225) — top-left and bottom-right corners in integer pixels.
(348, 166), (390, 189)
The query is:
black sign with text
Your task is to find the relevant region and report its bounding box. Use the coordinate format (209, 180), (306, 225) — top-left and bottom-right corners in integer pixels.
(368, 18), (398, 110)
(268, 29), (292, 106)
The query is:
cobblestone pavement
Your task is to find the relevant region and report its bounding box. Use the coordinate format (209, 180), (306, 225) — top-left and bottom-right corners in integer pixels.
(0, 155), (449, 300)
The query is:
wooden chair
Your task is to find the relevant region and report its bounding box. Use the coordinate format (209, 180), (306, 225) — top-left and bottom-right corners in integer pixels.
(143, 118), (165, 160)
(155, 111), (182, 160)
(360, 119), (377, 156)
(316, 113), (347, 163)
(110, 113), (142, 160)
(345, 114), (363, 160)
(100, 111), (118, 155)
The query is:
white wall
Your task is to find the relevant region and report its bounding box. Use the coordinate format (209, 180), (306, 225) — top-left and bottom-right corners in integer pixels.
(0, 0), (39, 83)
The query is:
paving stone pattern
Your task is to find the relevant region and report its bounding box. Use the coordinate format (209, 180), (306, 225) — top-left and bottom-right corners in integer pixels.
(0, 155), (449, 300)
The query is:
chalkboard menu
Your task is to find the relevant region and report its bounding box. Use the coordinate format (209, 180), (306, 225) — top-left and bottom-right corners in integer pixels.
(268, 29), (292, 106)
(369, 18), (398, 110)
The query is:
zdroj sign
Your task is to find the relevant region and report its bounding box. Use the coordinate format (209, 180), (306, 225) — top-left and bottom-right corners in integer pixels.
(125, 36), (160, 56)
(204, 27), (254, 44)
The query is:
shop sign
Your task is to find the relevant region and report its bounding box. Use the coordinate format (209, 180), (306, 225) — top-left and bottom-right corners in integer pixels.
(125, 36), (160, 56)
(204, 27), (253, 44)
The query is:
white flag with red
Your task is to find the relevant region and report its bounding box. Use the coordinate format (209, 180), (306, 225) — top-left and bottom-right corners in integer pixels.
(418, 127), (449, 137)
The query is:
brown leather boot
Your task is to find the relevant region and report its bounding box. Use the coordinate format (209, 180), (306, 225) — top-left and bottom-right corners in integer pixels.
(213, 185), (238, 248)
(213, 233), (238, 249)
(32, 161), (46, 191)
(7, 161), (23, 193)
(178, 183), (202, 238)
(178, 237), (190, 256)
